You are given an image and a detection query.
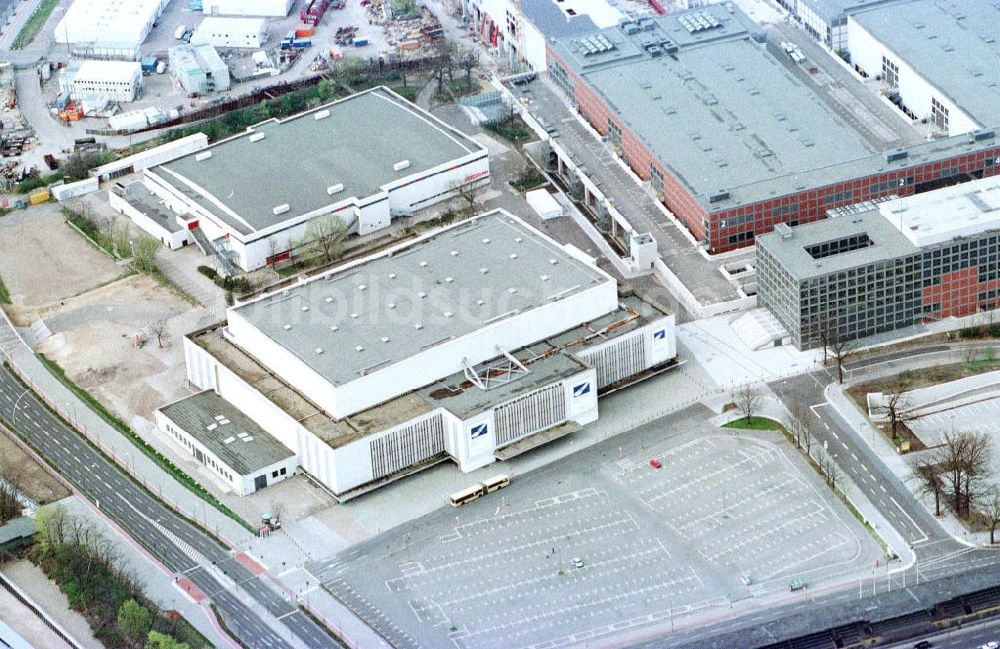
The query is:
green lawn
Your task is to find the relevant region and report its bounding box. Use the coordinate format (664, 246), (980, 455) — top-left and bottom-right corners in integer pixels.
(11, 0), (59, 50)
(722, 416), (784, 431)
(0, 274), (10, 304)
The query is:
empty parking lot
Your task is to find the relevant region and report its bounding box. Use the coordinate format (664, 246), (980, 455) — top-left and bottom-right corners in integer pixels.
(309, 408), (881, 649)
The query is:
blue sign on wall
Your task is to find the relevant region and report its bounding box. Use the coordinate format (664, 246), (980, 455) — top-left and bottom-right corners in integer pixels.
(653, 329), (666, 340)
(470, 423), (488, 439)
(573, 382), (591, 398)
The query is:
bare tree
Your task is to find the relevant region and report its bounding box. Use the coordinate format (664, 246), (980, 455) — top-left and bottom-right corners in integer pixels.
(909, 456), (943, 517)
(982, 486), (1000, 545)
(820, 450), (840, 491)
(459, 47), (478, 85)
(733, 385), (762, 425)
(0, 474), (21, 524)
(934, 430), (992, 519)
(788, 402), (811, 454)
(302, 214), (348, 263)
(828, 334), (856, 384)
(150, 319), (168, 349)
(452, 180), (482, 217)
(881, 392), (915, 441)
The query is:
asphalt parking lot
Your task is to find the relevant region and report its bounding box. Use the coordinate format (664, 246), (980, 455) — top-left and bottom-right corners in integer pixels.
(308, 407), (881, 649)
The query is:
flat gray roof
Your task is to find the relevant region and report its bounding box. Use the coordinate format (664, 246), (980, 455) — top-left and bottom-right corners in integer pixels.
(158, 390), (294, 475)
(850, 0), (1000, 127)
(798, 0), (905, 24)
(520, 0), (597, 38)
(550, 5), (877, 208)
(155, 87), (483, 236)
(757, 209), (918, 280)
(550, 3), (1000, 211)
(232, 211), (612, 388)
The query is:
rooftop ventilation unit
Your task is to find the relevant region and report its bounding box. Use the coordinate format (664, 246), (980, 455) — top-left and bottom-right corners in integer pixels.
(315, 348), (324, 354)
(350, 312), (359, 318)
(480, 267), (489, 274)
(355, 346), (364, 352)
(414, 323), (423, 330)
(301, 305), (309, 312)
(381, 337), (390, 343)
(195, 151), (212, 162)
(774, 222), (794, 240)
(973, 128), (996, 141)
(330, 325), (339, 331)
(450, 250), (459, 256)
(273, 204), (290, 215)
(325, 296), (333, 303)
(444, 311), (453, 318)
(314, 109), (330, 120)
(283, 324), (292, 330)
(884, 149), (908, 163)
(327, 183), (344, 195)
(393, 160), (411, 172)
(249, 132), (266, 143)
(709, 189), (730, 203)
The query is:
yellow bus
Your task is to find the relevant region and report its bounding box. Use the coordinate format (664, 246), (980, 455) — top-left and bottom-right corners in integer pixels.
(482, 474), (510, 493)
(449, 485), (484, 507)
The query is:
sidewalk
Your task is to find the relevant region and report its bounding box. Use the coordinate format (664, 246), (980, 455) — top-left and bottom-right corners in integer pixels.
(826, 380), (996, 548)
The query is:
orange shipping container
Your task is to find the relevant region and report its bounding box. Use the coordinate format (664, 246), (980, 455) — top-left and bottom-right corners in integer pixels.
(398, 39), (420, 51)
(295, 25), (314, 37)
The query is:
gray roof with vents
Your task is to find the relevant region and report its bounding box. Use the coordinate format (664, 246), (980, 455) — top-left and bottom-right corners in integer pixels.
(153, 87), (484, 236)
(158, 390), (294, 475)
(850, 0), (1000, 127)
(798, 0), (905, 24)
(230, 211), (613, 387)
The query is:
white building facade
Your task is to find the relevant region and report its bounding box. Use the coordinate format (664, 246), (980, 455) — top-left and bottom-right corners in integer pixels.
(202, 0), (293, 17)
(55, 0), (168, 49)
(59, 60), (142, 103)
(194, 16), (267, 48)
(171, 211), (678, 499)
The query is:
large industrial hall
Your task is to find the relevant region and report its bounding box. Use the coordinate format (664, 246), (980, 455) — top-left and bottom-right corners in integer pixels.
(112, 86), (490, 272)
(164, 210), (677, 500)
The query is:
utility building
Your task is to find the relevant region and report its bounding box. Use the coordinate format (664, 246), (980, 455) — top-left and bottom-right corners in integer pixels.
(193, 16), (267, 49)
(546, 3), (1000, 253)
(757, 175), (1000, 349)
(202, 0), (293, 16)
(58, 60), (142, 102)
(169, 43), (231, 95)
(174, 210), (677, 499)
(114, 87), (489, 271)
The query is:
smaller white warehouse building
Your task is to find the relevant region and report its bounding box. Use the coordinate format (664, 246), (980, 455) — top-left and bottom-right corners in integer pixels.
(194, 16), (267, 49)
(55, 0), (168, 50)
(115, 87), (489, 272)
(58, 60), (142, 103)
(174, 210), (677, 499)
(157, 390), (298, 496)
(169, 42), (232, 95)
(202, 0), (292, 17)
(459, 0), (627, 71)
(847, 0), (1000, 137)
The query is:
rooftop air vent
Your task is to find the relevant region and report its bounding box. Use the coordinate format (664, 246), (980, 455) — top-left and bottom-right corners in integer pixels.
(355, 345), (364, 352)
(389, 272), (397, 279)
(330, 325), (339, 331)
(381, 336), (390, 343)
(509, 253), (518, 259)
(418, 291), (427, 298)
(195, 151), (212, 162)
(414, 323), (423, 330)
(393, 160), (411, 172)
(325, 296), (333, 303)
(301, 305), (309, 312)
(283, 324), (292, 330)
(549, 258), (558, 265)
(709, 190), (730, 203)
(249, 132), (265, 143)
(358, 284), (366, 291)
(327, 183), (344, 195)
(444, 311), (453, 318)
(507, 288), (517, 294)
(273, 204), (290, 215)
(419, 261), (428, 267)
(884, 149), (908, 163)
(315, 347), (324, 354)
(482, 238), (491, 244)
(480, 267), (489, 274)
(450, 250), (459, 256)
(314, 109), (330, 120)
(445, 277), (454, 283)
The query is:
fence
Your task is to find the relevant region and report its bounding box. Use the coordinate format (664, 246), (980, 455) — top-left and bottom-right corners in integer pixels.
(0, 571), (87, 649)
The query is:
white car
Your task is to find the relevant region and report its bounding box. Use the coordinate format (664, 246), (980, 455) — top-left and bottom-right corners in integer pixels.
(978, 642), (998, 649)
(572, 557), (584, 569)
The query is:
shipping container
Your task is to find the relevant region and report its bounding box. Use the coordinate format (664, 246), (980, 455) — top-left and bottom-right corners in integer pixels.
(353, 38), (368, 47)
(295, 25), (313, 37)
(141, 56), (158, 72)
(292, 38), (311, 48)
(28, 190), (50, 205)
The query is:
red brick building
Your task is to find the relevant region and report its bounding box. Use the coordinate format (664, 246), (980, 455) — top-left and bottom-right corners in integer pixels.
(546, 5), (1000, 253)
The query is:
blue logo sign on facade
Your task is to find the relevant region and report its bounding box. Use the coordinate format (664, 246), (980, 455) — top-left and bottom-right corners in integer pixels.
(653, 329), (666, 340)
(573, 382), (591, 398)
(470, 423), (488, 439)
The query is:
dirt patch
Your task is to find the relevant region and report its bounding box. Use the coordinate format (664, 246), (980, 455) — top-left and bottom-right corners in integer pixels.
(0, 433), (70, 506)
(35, 273), (215, 425)
(0, 206), (127, 322)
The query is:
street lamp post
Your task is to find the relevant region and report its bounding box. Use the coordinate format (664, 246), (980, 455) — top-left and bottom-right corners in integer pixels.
(12, 388), (30, 430)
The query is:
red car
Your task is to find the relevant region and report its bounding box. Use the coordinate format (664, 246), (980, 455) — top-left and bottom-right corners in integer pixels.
(649, 459), (662, 469)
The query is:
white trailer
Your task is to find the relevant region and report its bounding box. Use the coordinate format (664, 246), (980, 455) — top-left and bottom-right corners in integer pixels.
(526, 188), (563, 220)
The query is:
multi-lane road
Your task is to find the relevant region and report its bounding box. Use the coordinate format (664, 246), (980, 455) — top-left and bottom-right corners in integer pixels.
(0, 361), (338, 649)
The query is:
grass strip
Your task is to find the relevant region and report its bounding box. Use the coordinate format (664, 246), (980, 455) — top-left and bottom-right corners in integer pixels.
(11, 0), (59, 50)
